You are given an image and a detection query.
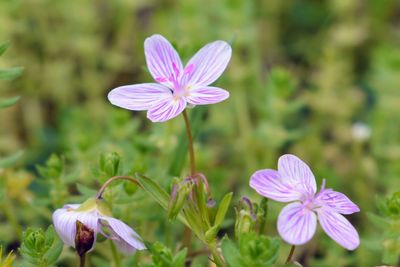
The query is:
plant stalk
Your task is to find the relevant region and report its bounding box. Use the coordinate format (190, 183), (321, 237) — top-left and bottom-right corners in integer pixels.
(96, 175), (141, 199)
(110, 240), (121, 267)
(182, 110), (195, 264)
(79, 253), (86, 267)
(285, 245), (296, 263)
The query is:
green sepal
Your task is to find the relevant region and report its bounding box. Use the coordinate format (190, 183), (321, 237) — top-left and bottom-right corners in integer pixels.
(214, 192), (233, 227)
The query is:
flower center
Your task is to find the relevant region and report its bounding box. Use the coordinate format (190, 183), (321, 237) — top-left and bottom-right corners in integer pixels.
(155, 62), (195, 98)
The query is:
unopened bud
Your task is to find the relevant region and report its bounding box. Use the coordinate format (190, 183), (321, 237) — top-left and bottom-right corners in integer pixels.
(75, 221), (95, 256)
(235, 209), (255, 238)
(99, 152), (121, 177)
(167, 178), (194, 220)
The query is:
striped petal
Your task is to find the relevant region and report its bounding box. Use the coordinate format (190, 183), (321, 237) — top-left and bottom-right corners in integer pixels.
(315, 189), (360, 215)
(186, 86), (229, 105)
(100, 217), (146, 254)
(108, 83), (172, 111)
(185, 41), (231, 86)
(277, 202), (317, 245)
(317, 208), (360, 250)
(144, 34), (183, 86)
(53, 207), (99, 250)
(250, 169), (303, 202)
(278, 154), (317, 196)
(53, 207), (81, 247)
(147, 96), (186, 122)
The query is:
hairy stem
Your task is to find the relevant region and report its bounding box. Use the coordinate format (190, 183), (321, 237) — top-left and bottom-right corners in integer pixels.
(285, 245), (296, 263)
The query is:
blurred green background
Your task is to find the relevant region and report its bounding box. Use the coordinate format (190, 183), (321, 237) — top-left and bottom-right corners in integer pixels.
(1, 0), (400, 266)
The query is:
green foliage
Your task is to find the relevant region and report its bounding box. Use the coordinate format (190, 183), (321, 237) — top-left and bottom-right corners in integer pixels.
(0, 0), (399, 266)
(0, 96), (20, 109)
(368, 192), (400, 264)
(143, 241), (187, 267)
(99, 152), (121, 179)
(0, 150), (24, 168)
(19, 225), (63, 267)
(0, 67), (23, 81)
(221, 233), (280, 267)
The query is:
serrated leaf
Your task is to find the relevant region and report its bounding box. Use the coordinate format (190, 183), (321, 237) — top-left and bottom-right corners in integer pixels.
(0, 150), (23, 168)
(0, 42), (10, 56)
(0, 96), (20, 109)
(214, 192), (233, 227)
(0, 67), (23, 80)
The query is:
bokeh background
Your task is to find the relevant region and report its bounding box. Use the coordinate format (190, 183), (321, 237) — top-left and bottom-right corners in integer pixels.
(1, 0), (400, 266)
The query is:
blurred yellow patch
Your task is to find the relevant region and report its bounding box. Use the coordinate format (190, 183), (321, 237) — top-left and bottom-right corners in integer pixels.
(0, 247), (16, 267)
(3, 169), (33, 202)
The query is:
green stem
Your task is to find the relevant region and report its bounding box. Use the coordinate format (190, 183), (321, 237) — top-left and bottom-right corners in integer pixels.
(79, 253), (86, 267)
(182, 110), (195, 264)
(285, 245), (296, 263)
(96, 175), (141, 199)
(110, 241), (121, 267)
(258, 198), (268, 234)
(209, 245), (226, 267)
(182, 110), (196, 176)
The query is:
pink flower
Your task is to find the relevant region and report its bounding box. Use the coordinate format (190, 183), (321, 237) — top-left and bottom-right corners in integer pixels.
(250, 154), (360, 250)
(108, 34), (232, 122)
(52, 199), (146, 254)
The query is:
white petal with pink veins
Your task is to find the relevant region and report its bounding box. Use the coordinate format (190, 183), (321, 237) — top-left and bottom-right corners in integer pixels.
(147, 96), (186, 122)
(100, 217), (145, 254)
(250, 169), (303, 202)
(185, 41), (231, 86)
(317, 208), (359, 250)
(278, 154), (317, 196)
(277, 202), (317, 245)
(108, 83), (172, 111)
(186, 86), (229, 105)
(144, 34), (183, 86)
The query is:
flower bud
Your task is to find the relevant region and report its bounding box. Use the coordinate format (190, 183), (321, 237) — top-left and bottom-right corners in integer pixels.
(99, 152), (120, 177)
(234, 209), (255, 238)
(75, 221), (95, 256)
(167, 178), (194, 220)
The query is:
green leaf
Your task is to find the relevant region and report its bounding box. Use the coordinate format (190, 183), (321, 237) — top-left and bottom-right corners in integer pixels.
(20, 225), (63, 266)
(135, 173), (189, 226)
(222, 233), (280, 267)
(0, 96), (20, 109)
(172, 248), (187, 267)
(214, 192), (233, 227)
(0, 150), (23, 168)
(221, 237), (243, 267)
(0, 67), (23, 80)
(205, 225), (219, 243)
(43, 225), (63, 265)
(367, 212), (390, 229)
(0, 42), (10, 56)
